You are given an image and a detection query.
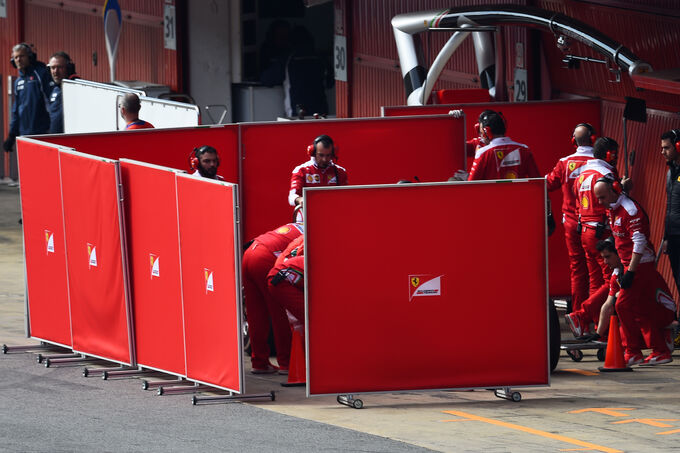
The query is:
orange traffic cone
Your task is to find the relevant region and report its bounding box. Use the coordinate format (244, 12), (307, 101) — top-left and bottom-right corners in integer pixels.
(281, 327), (306, 387)
(598, 315), (633, 372)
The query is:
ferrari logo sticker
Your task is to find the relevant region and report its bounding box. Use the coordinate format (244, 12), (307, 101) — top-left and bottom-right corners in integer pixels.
(408, 274), (443, 301)
(496, 151), (504, 160)
(568, 161), (576, 172)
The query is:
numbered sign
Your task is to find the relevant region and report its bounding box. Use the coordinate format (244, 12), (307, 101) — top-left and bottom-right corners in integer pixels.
(514, 68), (528, 102)
(334, 34), (347, 82)
(164, 4), (177, 51)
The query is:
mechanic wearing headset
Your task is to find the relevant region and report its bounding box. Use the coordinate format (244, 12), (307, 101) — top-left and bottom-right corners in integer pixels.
(545, 123), (597, 313)
(3, 43), (52, 152)
(594, 176), (676, 366)
(243, 223), (304, 374)
(467, 109), (540, 181)
(190, 145), (223, 180)
(661, 129), (680, 312)
(288, 134), (348, 208)
(47, 51), (79, 134)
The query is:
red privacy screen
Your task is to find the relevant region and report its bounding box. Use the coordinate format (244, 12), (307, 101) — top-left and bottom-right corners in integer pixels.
(176, 175), (242, 392)
(17, 139), (71, 347)
(382, 99), (602, 297)
(59, 151), (132, 364)
(120, 160), (185, 376)
(305, 180), (549, 395)
(240, 116), (465, 242)
(38, 125), (239, 183)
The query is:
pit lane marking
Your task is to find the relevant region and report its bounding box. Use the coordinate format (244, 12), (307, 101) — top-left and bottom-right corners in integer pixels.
(441, 410), (622, 453)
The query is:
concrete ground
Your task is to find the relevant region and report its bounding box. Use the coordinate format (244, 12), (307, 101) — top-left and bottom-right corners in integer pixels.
(2, 182), (680, 452)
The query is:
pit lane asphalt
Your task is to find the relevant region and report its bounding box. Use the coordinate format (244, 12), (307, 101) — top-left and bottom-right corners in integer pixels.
(2, 183), (680, 453)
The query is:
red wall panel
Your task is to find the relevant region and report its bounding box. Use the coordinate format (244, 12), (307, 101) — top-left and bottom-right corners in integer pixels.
(38, 125), (239, 183)
(60, 151), (132, 364)
(240, 116), (466, 242)
(17, 139), (72, 347)
(306, 180), (548, 394)
(120, 160), (185, 376)
(382, 99), (603, 297)
(177, 175), (242, 392)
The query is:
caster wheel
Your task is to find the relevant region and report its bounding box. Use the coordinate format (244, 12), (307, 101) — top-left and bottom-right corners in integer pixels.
(353, 399), (364, 409)
(567, 349), (583, 362)
(512, 392), (522, 402)
(157, 387), (164, 396)
(44, 359), (51, 368)
(336, 395), (342, 404)
(2, 344), (8, 354)
(36, 354), (43, 363)
(597, 348), (606, 361)
(102, 371), (109, 380)
(83, 368), (89, 377)
(270, 391), (276, 401)
(192, 396), (198, 405)
(141, 380), (149, 390)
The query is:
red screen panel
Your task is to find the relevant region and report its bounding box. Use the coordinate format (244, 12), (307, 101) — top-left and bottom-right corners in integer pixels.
(382, 99), (603, 298)
(120, 160), (185, 376)
(59, 151), (132, 364)
(176, 175), (242, 392)
(240, 116), (465, 242)
(305, 180), (549, 395)
(17, 139), (71, 347)
(38, 125), (239, 183)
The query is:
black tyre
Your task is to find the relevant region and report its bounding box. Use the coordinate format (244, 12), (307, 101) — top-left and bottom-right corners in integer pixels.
(597, 348), (606, 361)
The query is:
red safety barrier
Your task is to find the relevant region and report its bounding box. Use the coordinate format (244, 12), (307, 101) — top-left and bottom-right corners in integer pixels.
(434, 88), (491, 104)
(305, 180), (549, 395)
(382, 99), (602, 298)
(59, 150), (133, 364)
(176, 174), (242, 392)
(240, 116), (465, 241)
(38, 125), (239, 183)
(17, 139), (72, 347)
(120, 160), (186, 376)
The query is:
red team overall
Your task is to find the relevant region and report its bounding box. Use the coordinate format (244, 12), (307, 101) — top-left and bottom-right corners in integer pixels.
(467, 110), (540, 181)
(574, 137), (620, 299)
(546, 123), (596, 311)
(267, 236), (305, 325)
(594, 177), (676, 365)
(243, 223), (303, 373)
(289, 134), (348, 207)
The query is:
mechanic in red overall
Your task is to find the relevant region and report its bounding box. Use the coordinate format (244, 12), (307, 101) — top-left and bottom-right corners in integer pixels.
(243, 223), (303, 374)
(288, 135), (348, 208)
(267, 236), (305, 325)
(546, 123), (596, 312)
(573, 137), (621, 298)
(467, 110), (540, 181)
(594, 177), (676, 366)
(565, 237), (621, 340)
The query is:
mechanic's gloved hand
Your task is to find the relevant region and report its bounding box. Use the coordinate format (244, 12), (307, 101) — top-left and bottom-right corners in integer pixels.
(3, 134), (16, 152)
(547, 212), (556, 236)
(619, 270), (635, 289)
(450, 169), (469, 181)
(448, 109), (464, 119)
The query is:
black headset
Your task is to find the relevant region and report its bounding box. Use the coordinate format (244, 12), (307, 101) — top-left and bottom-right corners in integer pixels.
(307, 134), (337, 159)
(189, 145), (220, 171)
(10, 43), (37, 68)
(50, 51), (76, 77)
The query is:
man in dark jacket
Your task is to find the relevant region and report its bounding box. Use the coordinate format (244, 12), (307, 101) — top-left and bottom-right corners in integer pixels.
(3, 43), (51, 152)
(661, 128), (680, 308)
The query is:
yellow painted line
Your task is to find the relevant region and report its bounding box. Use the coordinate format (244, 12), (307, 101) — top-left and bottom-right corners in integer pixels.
(562, 369), (600, 376)
(656, 428), (680, 435)
(569, 408), (635, 417)
(442, 410), (621, 453)
(611, 419), (679, 428)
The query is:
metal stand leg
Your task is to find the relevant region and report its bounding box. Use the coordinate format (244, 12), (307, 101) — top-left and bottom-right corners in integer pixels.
(494, 387), (522, 402)
(37, 353), (80, 364)
(337, 394), (364, 409)
(192, 391), (275, 405)
(3, 342), (53, 354)
(44, 356), (101, 368)
(157, 383), (214, 396)
(83, 365), (131, 377)
(141, 376), (184, 390)
(102, 367), (153, 380)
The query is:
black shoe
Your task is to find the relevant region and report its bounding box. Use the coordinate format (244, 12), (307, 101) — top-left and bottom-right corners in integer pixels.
(576, 332), (601, 342)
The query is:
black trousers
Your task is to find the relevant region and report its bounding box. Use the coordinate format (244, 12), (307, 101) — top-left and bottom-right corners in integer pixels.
(666, 235), (680, 299)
